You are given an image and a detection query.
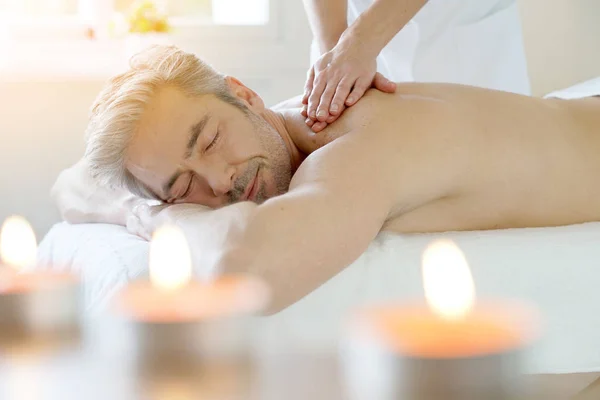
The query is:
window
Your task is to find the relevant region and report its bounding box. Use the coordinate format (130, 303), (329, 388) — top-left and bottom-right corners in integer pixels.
(0, 0), (79, 17)
(0, 0), (272, 42)
(115, 0), (214, 19)
(0, 0), (284, 79)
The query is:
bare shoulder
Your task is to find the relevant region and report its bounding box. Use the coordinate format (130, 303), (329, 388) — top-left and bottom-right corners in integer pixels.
(284, 134), (397, 225)
(272, 87), (432, 156)
(287, 121), (395, 201)
(288, 86), (470, 212)
(287, 91), (410, 190)
(275, 100), (355, 155)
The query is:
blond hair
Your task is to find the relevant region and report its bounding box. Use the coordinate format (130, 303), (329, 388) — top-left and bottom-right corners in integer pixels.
(84, 45), (239, 199)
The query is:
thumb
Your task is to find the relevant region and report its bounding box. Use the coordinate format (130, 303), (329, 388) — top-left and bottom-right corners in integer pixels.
(373, 72), (397, 93)
(126, 214), (151, 241)
(303, 67), (315, 104)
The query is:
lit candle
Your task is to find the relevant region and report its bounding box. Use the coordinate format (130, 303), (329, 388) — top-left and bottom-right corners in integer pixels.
(0, 216), (81, 350)
(342, 239), (540, 400)
(109, 224), (269, 394)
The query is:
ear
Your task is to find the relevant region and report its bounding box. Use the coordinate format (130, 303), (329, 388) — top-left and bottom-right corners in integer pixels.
(225, 76), (265, 111)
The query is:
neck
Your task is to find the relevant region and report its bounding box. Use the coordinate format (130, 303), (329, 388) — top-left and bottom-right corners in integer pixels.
(261, 109), (304, 172)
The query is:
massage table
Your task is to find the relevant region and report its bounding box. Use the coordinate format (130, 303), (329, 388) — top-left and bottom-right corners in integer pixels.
(37, 77), (600, 377)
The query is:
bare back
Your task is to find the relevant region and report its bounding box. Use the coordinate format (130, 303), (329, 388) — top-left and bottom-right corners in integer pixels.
(193, 83), (600, 311)
(283, 83), (600, 234)
(385, 84), (600, 232)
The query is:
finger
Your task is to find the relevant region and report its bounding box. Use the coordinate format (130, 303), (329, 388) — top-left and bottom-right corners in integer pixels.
(373, 72), (397, 93)
(326, 111), (342, 124)
(132, 203), (149, 220)
(140, 229), (151, 241)
(307, 74), (327, 120)
(330, 77), (353, 115)
(303, 67), (315, 105)
(126, 214), (139, 235)
(311, 121), (328, 133)
(126, 215), (150, 241)
(303, 67), (315, 104)
(346, 77), (371, 106)
(306, 118), (315, 127)
(316, 80), (339, 122)
(134, 204), (162, 235)
(301, 105), (308, 118)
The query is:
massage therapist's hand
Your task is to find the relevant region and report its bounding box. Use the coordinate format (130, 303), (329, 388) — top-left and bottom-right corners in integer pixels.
(302, 41), (397, 132)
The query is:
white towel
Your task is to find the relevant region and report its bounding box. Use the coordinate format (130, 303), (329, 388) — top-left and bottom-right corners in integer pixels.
(544, 77), (600, 100)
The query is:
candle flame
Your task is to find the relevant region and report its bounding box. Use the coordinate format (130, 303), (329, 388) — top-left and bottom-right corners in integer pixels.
(149, 224), (192, 291)
(0, 216), (37, 271)
(422, 239), (475, 321)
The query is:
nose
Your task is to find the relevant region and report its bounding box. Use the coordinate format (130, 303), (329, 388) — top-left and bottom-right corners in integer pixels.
(207, 164), (235, 197)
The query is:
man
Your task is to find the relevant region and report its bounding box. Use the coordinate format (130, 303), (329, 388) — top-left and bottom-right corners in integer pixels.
(53, 45), (600, 313)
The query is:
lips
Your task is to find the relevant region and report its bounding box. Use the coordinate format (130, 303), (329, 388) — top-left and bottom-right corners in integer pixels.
(243, 168), (260, 202)
(249, 170), (261, 201)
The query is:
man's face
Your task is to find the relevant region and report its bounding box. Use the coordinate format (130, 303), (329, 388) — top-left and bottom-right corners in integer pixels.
(126, 82), (292, 208)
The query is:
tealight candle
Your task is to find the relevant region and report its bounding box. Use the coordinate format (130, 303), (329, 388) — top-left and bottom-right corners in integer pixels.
(108, 224), (269, 397)
(341, 239), (540, 400)
(0, 216), (82, 351)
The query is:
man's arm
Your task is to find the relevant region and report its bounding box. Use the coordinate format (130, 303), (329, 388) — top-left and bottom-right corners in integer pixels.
(136, 91), (461, 313)
(228, 155), (393, 312)
(139, 130), (399, 313)
(302, 0), (348, 55)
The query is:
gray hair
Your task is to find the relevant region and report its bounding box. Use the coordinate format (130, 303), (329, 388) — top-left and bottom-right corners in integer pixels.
(84, 45), (241, 199)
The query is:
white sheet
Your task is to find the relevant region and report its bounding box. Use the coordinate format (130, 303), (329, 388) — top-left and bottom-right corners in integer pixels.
(39, 221), (600, 374)
(38, 77), (600, 374)
(544, 76), (600, 100)
(38, 223), (149, 311)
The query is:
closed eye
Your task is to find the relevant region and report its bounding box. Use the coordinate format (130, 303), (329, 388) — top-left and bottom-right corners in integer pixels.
(206, 131), (220, 151)
(181, 177), (195, 200)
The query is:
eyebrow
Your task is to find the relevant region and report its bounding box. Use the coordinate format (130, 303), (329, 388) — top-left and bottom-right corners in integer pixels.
(184, 114), (210, 159)
(161, 114), (210, 198)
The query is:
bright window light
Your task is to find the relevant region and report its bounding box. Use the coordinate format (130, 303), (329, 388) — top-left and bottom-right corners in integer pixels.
(212, 0), (269, 25)
(0, 0), (78, 16)
(0, 0), (271, 25)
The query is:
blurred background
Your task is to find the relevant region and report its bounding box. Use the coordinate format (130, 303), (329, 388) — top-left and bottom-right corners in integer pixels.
(0, 0), (599, 238)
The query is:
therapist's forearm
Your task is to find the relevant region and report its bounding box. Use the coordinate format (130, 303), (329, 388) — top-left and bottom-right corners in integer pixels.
(339, 0), (427, 57)
(302, 0), (348, 54)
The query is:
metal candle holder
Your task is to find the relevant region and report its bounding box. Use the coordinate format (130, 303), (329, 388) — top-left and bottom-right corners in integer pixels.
(342, 337), (527, 400)
(0, 270), (82, 353)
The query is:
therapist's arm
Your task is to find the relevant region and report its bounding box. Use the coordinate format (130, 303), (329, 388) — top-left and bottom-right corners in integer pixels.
(302, 0), (348, 55)
(305, 0), (427, 130)
(302, 0), (348, 129)
(342, 0), (428, 62)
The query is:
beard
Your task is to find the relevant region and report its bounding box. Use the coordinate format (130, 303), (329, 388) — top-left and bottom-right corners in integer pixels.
(227, 112), (292, 205)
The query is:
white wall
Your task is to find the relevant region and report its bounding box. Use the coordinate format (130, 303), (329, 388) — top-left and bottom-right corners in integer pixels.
(0, 81), (100, 238)
(1, 0), (599, 238)
(518, 0), (600, 96)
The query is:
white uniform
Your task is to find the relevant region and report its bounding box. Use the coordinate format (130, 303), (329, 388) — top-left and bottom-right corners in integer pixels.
(310, 0), (531, 95)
